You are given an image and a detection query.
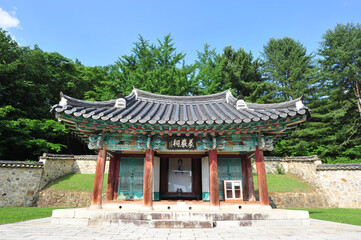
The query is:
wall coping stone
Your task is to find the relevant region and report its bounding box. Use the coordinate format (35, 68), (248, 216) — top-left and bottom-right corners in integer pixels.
(40, 153), (75, 160)
(74, 155), (98, 160)
(0, 160), (44, 168)
(40, 153), (109, 161)
(264, 155), (319, 162)
(316, 163), (361, 171)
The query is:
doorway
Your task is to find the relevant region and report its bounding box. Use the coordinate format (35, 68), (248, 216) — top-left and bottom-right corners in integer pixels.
(117, 157), (144, 200)
(159, 157), (201, 200)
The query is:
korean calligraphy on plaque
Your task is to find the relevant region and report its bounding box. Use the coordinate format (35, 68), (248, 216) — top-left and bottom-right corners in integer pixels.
(167, 136), (196, 150)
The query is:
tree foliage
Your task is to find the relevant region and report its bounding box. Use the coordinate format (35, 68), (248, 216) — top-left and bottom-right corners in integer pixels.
(262, 37), (317, 102)
(89, 35), (198, 100)
(319, 23), (361, 117)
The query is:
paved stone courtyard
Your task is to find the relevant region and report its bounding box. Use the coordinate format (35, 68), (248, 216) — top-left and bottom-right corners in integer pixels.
(0, 217), (360, 240)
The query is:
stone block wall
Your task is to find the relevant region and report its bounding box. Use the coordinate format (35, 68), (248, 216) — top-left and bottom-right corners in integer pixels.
(253, 156), (361, 208)
(39, 153), (75, 189)
(72, 155), (110, 174)
(316, 164), (361, 208)
(0, 161), (44, 207)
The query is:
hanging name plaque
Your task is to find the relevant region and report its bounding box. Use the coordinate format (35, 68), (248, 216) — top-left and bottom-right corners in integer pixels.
(167, 136), (197, 150)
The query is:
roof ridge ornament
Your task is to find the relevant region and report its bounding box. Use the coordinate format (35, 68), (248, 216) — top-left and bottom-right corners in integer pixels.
(59, 92), (67, 107)
(295, 99), (304, 111)
(226, 90), (233, 104)
(236, 92), (248, 110)
(114, 93), (126, 108)
(132, 88), (138, 100)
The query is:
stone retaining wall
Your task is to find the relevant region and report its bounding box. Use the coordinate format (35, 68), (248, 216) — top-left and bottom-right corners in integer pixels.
(0, 161), (44, 207)
(316, 165), (361, 208)
(269, 192), (329, 209)
(37, 188), (106, 208)
(39, 154), (75, 189)
(255, 156), (361, 208)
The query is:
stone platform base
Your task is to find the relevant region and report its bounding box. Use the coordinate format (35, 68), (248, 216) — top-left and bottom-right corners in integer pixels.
(51, 206), (310, 228)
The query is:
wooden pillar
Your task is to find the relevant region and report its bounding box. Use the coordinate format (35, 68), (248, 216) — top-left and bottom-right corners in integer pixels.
(241, 155), (248, 200)
(242, 155), (256, 201)
(209, 149), (220, 207)
(255, 146), (269, 205)
(143, 149), (154, 209)
(106, 154), (117, 201)
(91, 148), (107, 208)
(113, 155), (121, 200)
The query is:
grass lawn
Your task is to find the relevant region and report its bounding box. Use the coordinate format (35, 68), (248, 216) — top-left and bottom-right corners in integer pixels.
(0, 207), (67, 225)
(47, 174), (108, 192)
(253, 173), (312, 193)
(48, 173), (311, 194)
(291, 208), (361, 226)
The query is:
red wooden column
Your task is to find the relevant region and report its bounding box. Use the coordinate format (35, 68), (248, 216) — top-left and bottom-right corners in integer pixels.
(241, 155), (248, 200)
(242, 155), (256, 201)
(209, 149), (220, 207)
(143, 149), (154, 209)
(113, 155), (121, 200)
(91, 148), (107, 208)
(255, 146), (269, 205)
(106, 154), (117, 201)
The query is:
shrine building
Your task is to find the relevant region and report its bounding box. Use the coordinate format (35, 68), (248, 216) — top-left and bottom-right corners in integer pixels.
(52, 88), (309, 209)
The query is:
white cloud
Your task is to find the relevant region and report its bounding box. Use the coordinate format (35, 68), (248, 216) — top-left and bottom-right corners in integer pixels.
(0, 8), (20, 29)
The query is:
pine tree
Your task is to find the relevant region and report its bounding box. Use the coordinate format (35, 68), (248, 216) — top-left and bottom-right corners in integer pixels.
(261, 37), (317, 103)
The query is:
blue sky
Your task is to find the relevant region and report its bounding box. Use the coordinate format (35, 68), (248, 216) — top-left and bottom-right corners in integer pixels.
(1, 0), (361, 67)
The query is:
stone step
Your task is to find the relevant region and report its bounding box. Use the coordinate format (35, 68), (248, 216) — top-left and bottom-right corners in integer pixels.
(151, 220), (213, 228)
(215, 219), (310, 227)
(51, 208), (310, 228)
(54, 209), (309, 221)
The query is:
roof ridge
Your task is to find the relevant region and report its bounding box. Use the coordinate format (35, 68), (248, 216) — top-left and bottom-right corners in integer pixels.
(246, 97), (304, 109)
(134, 88), (232, 101)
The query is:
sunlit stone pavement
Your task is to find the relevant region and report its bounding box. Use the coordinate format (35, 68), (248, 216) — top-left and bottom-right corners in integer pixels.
(0, 217), (360, 240)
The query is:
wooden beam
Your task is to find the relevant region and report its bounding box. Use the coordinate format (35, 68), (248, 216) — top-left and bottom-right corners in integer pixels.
(113, 155), (121, 200)
(255, 146), (269, 205)
(160, 158), (168, 195)
(106, 154), (117, 201)
(209, 149), (220, 207)
(192, 158), (201, 195)
(143, 149), (154, 209)
(156, 153), (206, 158)
(91, 148), (107, 208)
(243, 155), (256, 201)
(241, 155), (248, 200)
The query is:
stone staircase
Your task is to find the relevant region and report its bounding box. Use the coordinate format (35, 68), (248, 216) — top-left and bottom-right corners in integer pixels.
(51, 208), (310, 228)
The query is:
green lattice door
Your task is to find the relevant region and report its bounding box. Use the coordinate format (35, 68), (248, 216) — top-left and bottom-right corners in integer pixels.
(117, 157), (144, 200)
(218, 158), (242, 200)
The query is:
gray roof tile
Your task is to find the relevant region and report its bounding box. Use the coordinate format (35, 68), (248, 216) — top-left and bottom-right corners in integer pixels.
(53, 88), (310, 126)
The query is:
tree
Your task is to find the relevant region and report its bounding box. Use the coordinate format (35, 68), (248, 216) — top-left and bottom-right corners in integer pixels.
(262, 37), (317, 102)
(220, 46), (270, 102)
(272, 27), (361, 164)
(196, 45), (268, 102)
(0, 29), (98, 160)
(195, 44), (225, 95)
(90, 35), (198, 99)
(319, 23), (361, 117)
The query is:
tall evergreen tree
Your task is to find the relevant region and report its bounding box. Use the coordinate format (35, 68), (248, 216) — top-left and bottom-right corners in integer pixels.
(196, 45), (267, 102)
(91, 35), (198, 100)
(319, 23), (361, 117)
(195, 44), (225, 95)
(261, 37), (317, 102)
(273, 27), (361, 163)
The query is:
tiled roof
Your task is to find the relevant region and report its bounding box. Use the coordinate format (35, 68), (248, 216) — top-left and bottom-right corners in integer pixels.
(0, 160), (44, 168)
(53, 88), (310, 126)
(316, 164), (361, 171)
